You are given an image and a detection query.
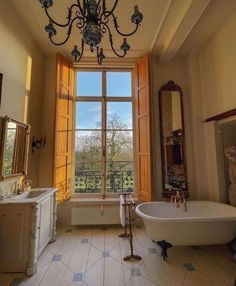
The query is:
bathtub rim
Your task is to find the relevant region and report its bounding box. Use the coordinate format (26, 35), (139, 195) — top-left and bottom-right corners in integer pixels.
(135, 201), (236, 223)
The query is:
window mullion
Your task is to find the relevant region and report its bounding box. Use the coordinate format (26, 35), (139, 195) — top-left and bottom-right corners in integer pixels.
(101, 71), (107, 198)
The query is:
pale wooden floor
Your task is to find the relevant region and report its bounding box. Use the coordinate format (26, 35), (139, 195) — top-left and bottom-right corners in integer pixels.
(1, 225), (236, 286)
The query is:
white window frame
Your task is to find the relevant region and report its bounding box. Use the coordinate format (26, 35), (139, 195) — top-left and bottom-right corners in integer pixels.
(72, 68), (136, 198)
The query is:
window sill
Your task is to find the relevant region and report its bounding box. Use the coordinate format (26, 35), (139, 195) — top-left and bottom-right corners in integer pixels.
(67, 196), (138, 206)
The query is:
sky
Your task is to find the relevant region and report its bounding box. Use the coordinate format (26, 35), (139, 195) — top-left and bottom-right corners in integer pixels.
(76, 71), (133, 130)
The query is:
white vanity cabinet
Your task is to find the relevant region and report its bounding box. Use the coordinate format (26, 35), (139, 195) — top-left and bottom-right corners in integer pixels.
(37, 194), (55, 256)
(0, 188), (57, 276)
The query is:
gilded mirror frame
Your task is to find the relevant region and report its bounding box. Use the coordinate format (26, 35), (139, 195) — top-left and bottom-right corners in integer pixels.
(0, 116), (30, 180)
(159, 81), (188, 197)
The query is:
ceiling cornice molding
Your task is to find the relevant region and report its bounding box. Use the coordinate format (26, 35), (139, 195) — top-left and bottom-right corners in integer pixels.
(74, 56), (136, 69)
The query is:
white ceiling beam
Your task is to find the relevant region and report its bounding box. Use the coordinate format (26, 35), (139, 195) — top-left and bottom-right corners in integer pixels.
(149, 0), (173, 52)
(155, 0), (211, 63)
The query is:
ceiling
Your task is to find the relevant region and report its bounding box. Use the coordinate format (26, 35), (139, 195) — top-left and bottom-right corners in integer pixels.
(9, 0), (236, 64)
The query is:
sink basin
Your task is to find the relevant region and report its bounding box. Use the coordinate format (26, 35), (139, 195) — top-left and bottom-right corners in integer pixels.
(13, 190), (47, 200)
(0, 188), (57, 204)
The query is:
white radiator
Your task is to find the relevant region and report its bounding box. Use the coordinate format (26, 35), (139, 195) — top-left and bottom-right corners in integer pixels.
(71, 205), (120, 225)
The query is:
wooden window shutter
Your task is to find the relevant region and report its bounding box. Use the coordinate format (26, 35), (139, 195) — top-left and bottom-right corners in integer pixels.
(54, 54), (74, 204)
(135, 54), (153, 201)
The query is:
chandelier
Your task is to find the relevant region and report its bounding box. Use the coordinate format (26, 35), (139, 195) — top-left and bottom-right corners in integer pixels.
(39, 0), (143, 65)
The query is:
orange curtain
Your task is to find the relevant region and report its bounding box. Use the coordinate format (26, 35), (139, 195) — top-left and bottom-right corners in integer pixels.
(54, 54), (74, 204)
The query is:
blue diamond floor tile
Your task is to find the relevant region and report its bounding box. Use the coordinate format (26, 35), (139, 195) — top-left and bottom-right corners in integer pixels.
(183, 263), (196, 271)
(103, 251), (110, 257)
(52, 255), (62, 261)
(81, 238), (89, 243)
(10, 279), (22, 286)
(131, 268), (142, 276)
(148, 248), (157, 254)
(73, 273), (83, 282)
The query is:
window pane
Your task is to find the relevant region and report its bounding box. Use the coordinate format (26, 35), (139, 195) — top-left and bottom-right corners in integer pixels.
(107, 102), (132, 129)
(75, 131), (102, 162)
(107, 131), (133, 161)
(75, 162), (102, 193)
(107, 72), (132, 97)
(76, 102), (101, 129)
(107, 162), (134, 193)
(75, 130), (102, 193)
(77, 72), (102, 96)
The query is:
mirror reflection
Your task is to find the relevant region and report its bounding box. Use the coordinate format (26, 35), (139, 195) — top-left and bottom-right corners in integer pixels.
(159, 81), (188, 196)
(0, 117), (30, 180)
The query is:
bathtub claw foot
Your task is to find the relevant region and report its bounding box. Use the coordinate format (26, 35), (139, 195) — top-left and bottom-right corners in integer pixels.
(227, 236), (236, 258)
(157, 240), (173, 261)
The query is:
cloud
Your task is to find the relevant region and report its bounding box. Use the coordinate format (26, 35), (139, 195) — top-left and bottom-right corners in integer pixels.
(87, 105), (101, 112)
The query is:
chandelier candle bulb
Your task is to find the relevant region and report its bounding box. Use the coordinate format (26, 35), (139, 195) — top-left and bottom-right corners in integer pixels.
(131, 5), (143, 25)
(39, 0), (143, 65)
(45, 21), (57, 37)
(39, 0), (53, 8)
(121, 38), (130, 54)
(97, 47), (105, 65)
(71, 45), (81, 61)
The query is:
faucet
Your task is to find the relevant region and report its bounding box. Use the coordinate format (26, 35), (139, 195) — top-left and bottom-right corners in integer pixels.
(21, 179), (32, 192)
(170, 190), (187, 211)
(16, 179), (32, 194)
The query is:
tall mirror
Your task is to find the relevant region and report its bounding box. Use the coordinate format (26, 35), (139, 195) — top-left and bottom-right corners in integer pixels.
(0, 116), (30, 180)
(159, 81), (188, 197)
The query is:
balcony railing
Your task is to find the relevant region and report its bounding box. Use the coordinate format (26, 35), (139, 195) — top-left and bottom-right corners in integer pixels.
(74, 170), (134, 193)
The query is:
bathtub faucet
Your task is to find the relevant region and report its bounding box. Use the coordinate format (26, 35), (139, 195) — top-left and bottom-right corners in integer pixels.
(170, 190), (187, 211)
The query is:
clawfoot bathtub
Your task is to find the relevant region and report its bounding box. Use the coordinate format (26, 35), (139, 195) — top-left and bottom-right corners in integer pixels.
(135, 201), (236, 259)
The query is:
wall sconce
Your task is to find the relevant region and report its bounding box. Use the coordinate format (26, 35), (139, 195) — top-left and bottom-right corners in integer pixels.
(32, 136), (46, 153)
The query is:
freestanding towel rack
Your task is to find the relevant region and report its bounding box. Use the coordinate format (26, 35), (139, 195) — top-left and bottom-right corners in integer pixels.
(119, 193), (142, 261)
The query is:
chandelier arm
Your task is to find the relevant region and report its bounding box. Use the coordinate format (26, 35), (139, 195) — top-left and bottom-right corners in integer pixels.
(96, 0), (102, 16)
(44, 4), (81, 27)
(102, 0), (106, 12)
(76, 18), (86, 30)
(76, 0), (86, 17)
(98, 0), (115, 21)
(83, 0), (88, 14)
(103, 23), (126, 58)
(110, 12), (139, 37)
(48, 16), (80, 46)
(104, 0), (119, 17)
(75, 39), (85, 62)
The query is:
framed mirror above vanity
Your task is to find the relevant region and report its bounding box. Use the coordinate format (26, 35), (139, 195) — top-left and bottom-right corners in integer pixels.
(159, 81), (188, 197)
(0, 116), (30, 180)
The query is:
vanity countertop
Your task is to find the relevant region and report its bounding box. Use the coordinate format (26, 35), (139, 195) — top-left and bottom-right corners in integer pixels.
(0, 188), (57, 205)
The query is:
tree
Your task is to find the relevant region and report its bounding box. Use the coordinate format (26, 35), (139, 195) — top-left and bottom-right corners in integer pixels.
(75, 113), (133, 193)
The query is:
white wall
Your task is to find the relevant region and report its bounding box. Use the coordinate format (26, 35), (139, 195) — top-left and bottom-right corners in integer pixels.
(186, 54), (209, 200)
(186, 11), (236, 201)
(0, 1), (45, 196)
(199, 12), (236, 118)
(201, 11), (236, 201)
(151, 8), (236, 201)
